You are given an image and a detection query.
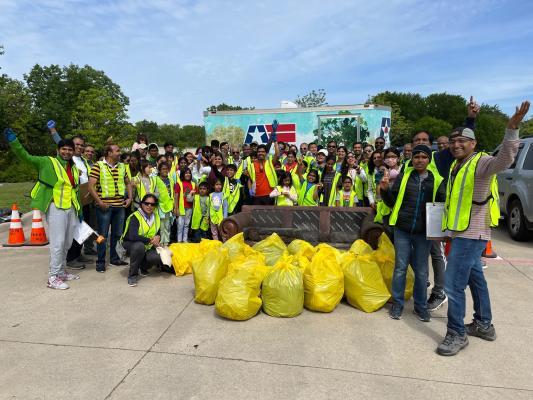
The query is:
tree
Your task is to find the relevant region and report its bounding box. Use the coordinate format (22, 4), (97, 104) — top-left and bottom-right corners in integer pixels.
(370, 91), (426, 121)
(520, 118), (533, 137)
(313, 111), (368, 146)
(71, 88), (129, 146)
(180, 125), (206, 148)
(207, 103), (255, 112)
(295, 89), (327, 108)
(425, 93), (467, 127)
(474, 104), (508, 151)
(413, 116), (452, 139)
(135, 120), (159, 141)
(210, 126), (245, 146)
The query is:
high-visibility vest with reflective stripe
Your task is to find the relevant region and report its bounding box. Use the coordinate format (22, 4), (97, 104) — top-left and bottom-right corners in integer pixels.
(246, 156), (277, 188)
(275, 186), (297, 206)
(156, 175), (176, 213)
(136, 175), (157, 202)
(209, 193), (226, 225)
(191, 195), (210, 230)
(297, 182), (318, 206)
(326, 172), (342, 207)
(33, 157), (81, 212)
(442, 153), (500, 232)
(389, 167), (443, 226)
(235, 161), (245, 180)
(122, 211), (160, 250)
(354, 174), (364, 200)
(223, 178), (242, 214)
(337, 190), (358, 207)
(176, 180), (196, 216)
(97, 161), (126, 198)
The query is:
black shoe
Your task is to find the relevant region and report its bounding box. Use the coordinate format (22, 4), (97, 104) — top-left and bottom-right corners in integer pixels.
(413, 308), (431, 322)
(139, 269), (150, 277)
(96, 265), (106, 273)
(110, 260), (128, 267)
(427, 292), (448, 312)
(437, 331), (469, 356)
(128, 277), (137, 287)
(66, 260), (86, 270)
(389, 303), (402, 320)
(465, 320), (497, 341)
(84, 247), (97, 256)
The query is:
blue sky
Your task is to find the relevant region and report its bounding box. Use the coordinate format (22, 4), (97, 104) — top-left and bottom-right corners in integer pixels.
(1, 0), (533, 124)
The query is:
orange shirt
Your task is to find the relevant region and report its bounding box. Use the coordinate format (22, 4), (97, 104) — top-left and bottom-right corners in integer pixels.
(253, 160), (272, 196)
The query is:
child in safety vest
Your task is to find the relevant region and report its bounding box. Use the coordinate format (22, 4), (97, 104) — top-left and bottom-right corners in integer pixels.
(155, 162), (175, 246)
(174, 168), (195, 243)
(270, 171), (297, 206)
(190, 182), (210, 242)
(133, 160), (158, 209)
(223, 164), (243, 216)
(209, 179), (228, 241)
(295, 169), (321, 206)
(335, 176), (358, 207)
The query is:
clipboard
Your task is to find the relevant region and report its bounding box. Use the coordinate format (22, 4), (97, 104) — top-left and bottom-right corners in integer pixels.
(79, 183), (94, 206)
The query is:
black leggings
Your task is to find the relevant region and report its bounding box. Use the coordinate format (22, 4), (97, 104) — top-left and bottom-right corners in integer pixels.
(123, 241), (161, 278)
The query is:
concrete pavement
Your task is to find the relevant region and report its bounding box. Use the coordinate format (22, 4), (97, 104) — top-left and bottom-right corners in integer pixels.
(0, 223), (532, 399)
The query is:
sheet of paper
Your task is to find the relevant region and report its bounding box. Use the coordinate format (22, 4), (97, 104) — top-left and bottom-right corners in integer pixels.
(73, 220), (95, 244)
(426, 202), (445, 240)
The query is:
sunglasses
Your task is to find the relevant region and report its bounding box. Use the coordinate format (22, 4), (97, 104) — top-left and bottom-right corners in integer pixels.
(142, 202), (157, 207)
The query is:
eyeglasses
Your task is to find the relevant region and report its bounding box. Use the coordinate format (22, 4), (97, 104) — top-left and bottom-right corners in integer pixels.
(142, 202), (157, 207)
(327, 145), (337, 148)
(232, 152), (240, 155)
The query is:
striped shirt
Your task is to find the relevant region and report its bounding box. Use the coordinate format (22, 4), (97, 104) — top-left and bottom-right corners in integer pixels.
(89, 161), (126, 207)
(451, 129), (520, 241)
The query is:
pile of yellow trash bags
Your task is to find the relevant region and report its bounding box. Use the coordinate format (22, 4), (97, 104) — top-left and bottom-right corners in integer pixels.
(168, 232), (415, 321)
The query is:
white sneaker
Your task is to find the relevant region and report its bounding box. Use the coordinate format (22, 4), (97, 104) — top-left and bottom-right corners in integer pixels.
(47, 276), (69, 290)
(58, 272), (80, 281)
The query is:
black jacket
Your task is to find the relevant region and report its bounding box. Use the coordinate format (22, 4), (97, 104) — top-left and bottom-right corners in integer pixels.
(381, 170), (446, 234)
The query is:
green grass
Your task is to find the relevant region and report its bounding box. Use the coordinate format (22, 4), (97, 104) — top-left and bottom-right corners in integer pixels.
(0, 182), (35, 213)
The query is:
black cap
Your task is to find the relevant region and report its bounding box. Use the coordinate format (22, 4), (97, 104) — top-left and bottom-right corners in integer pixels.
(412, 145), (432, 160)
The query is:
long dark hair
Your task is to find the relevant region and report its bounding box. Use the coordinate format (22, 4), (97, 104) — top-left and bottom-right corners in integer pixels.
(368, 150), (384, 175)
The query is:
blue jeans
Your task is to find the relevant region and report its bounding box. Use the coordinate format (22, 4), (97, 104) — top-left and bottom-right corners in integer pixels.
(96, 206), (125, 267)
(445, 237), (490, 335)
(392, 228), (431, 312)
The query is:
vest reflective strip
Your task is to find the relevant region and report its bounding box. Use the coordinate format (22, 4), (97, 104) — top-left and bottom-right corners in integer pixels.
(247, 156), (277, 188)
(177, 181), (196, 216)
(98, 161), (126, 198)
(49, 157), (80, 211)
(327, 173), (342, 206)
(122, 211), (160, 250)
(209, 193), (225, 225)
(223, 178), (241, 213)
(447, 154), (479, 231)
(137, 176), (156, 201)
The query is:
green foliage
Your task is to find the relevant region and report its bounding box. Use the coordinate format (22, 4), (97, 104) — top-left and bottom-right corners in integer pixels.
(313, 111), (369, 146)
(520, 118), (533, 137)
(0, 181), (36, 212)
(475, 112), (507, 152)
(425, 93), (467, 127)
(207, 103), (255, 112)
(370, 91), (426, 121)
(295, 89), (327, 108)
(413, 116), (452, 139)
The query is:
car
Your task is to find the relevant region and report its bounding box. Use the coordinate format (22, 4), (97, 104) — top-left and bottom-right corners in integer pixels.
(495, 136), (533, 241)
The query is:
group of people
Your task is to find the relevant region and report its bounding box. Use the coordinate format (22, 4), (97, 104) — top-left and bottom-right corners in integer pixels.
(4, 96), (529, 357)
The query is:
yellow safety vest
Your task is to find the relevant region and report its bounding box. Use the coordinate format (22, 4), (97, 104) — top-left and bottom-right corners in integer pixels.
(442, 153), (500, 232)
(136, 175), (157, 202)
(176, 181), (196, 216)
(122, 211), (161, 250)
(191, 195), (210, 230)
(34, 157), (81, 212)
(297, 182), (318, 206)
(389, 167), (443, 226)
(209, 192), (226, 226)
(156, 175), (176, 213)
(246, 156), (277, 188)
(223, 177), (242, 214)
(337, 190), (358, 207)
(97, 161), (126, 199)
(326, 172), (343, 207)
(275, 186), (297, 206)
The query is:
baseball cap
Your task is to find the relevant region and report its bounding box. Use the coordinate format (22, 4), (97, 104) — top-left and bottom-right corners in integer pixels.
(138, 143), (148, 149)
(450, 127), (475, 140)
(318, 149), (328, 156)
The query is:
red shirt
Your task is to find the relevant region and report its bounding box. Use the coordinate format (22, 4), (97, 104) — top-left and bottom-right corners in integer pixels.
(253, 160), (272, 196)
(175, 180), (193, 209)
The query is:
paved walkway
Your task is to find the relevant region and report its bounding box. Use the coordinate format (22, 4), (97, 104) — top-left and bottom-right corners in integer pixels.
(0, 223), (532, 399)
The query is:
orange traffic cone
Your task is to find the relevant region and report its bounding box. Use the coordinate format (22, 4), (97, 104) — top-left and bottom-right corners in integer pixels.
(482, 240), (497, 258)
(3, 204), (25, 247)
(26, 209), (48, 246)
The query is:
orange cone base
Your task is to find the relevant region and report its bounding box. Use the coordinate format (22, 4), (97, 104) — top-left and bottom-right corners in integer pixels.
(3, 228), (25, 247)
(482, 241), (497, 258)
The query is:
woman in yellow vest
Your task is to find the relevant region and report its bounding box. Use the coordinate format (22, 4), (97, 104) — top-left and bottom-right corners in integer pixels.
(120, 194), (163, 287)
(270, 171), (298, 206)
(132, 160), (158, 209)
(379, 145), (445, 322)
(155, 162), (176, 246)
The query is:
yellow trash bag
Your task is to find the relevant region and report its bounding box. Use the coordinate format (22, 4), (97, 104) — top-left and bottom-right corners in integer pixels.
(221, 232), (255, 259)
(192, 248), (229, 305)
(284, 254), (310, 272)
(314, 243), (343, 263)
(252, 233), (289, 266)
(373, 233), (414, 300)
(342, 252), (390, 312)
(169, 243), (201, 276)
(262, 261), (304, 317)
(349, 239), (374, 256)
(287, 239), (316, 260)
(303, 250), (344, 312)
(199, 238), (223, 253)
(215, 259), (269, 321)
(227, 252), (266, 275)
